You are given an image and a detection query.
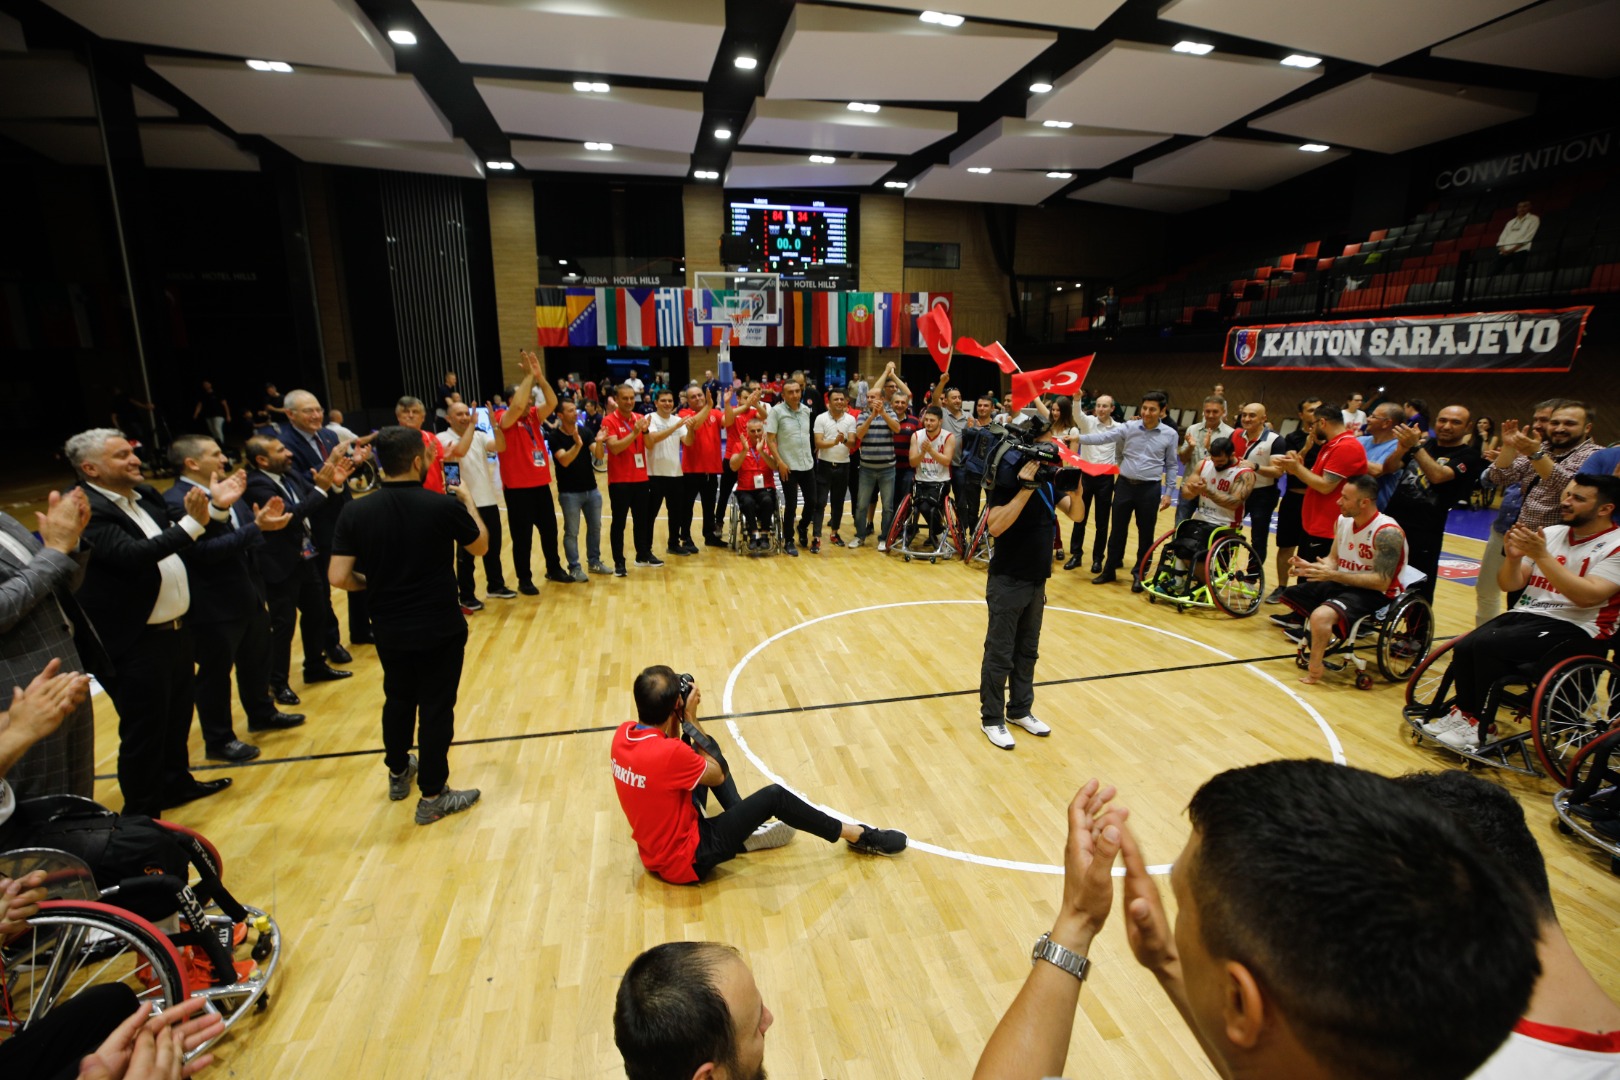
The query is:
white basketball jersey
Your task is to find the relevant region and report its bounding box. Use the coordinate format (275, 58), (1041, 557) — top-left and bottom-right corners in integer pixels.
(1334, 512), (1407, 598)
(1194, 459), (1253, 526)
(1515, 524), (1620, 639)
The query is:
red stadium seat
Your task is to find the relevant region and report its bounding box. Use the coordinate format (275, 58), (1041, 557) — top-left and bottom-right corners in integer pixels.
(1367, 228), (1388, 242)
(1300, 241), (1321, 258)
(1342, 243), (1361, 257)
(1278, 253), (1296, 271)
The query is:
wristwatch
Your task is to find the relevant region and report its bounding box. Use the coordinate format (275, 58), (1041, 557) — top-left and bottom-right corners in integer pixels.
(1031, 932), (1090, 983)
(1528, 449), (1548, 461)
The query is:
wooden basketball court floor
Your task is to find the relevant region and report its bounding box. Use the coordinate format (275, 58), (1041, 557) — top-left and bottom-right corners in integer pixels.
(22, 477), (1615, 1078)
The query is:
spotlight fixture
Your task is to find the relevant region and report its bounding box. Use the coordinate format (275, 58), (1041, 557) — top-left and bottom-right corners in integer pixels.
(387, 29), (417, 46)
(693, 169), (720, 180)
(583, 141), (614, 151)
(1042, 120), (1073, 129)
(572, 80), (611, 92)
(1029, 81), (1053, 93)
(1046, 172), (1073, 179)
(919, 10), (965, 26)
(558, 259), (568, 265)
(966, 166), (992, 174)
(1299, 143), (1330, 152)
(1056, 285), (1063, 291)
(808, 154), (836, 164)
(714, 128), (733, 139)
(883, 180), (908, 189)
(734, 55), (758, 70)
(1280, 54), (1321, 68)
(846, 102), (881, 113)
(246, 60), (294, 73)
(1172, 41), (1214, 55)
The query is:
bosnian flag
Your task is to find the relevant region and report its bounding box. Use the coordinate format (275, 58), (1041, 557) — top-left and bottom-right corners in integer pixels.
(1010, 354), (1094, 413)
(618, 288), (659, 348)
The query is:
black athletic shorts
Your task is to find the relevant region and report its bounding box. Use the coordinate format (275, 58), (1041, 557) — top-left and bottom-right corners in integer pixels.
(1279, 580), (1391, 636)
(1275, 495), (1307, 548)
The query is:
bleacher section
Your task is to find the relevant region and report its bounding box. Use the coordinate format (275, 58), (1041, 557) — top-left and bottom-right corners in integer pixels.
(1112, 169), (1620, 333)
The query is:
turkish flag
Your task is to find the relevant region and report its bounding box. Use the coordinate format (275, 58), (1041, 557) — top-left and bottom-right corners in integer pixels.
(1009, 354), (1094, 413)
(956, 336), (1020, 374)
(1049, 437), (1120, 475)
(918, 306), (953, 371)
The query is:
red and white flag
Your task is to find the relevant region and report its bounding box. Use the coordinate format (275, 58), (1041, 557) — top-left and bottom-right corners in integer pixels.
(1009, 354), (1094, 413)
(956, 336), (1019, 374)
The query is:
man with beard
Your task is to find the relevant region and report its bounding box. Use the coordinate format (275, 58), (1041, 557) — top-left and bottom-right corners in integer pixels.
(1265, 398), (1322, 603)
(1486, 401), (1600, 540)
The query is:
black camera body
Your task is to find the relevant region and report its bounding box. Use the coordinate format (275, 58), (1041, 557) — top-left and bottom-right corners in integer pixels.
(677, 672), (696, 708)
(960, 412), (1081, 495)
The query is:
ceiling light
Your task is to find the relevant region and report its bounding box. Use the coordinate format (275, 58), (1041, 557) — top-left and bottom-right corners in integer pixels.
(572, 80), (610, 92)
(693, 169), (720, 180)
(1042, 120), (1073, 129)
(714, 128), (732, 139)
(884, 180), (908, 189)
(1299, 143), (1330, 152)
(919, 10), (965, 26)
(558, 259), (568, 265)
(1172, 41), (1214, 55)
(246, 59), (294, 73)
(584, 141), (614, 151)
(246, 60), (271, 71)
(1056, 285), (1063, 291)
(966, 166), (992, 174)
(846, 101), (881, 113)
(387, 29), (417, 46)
(734, 55), (758, 70)
(1046, 172), (1073, 179)
(1029, 81), (1053, 93)
(1280, 54), (1321, 68)
(808, 154), (836, 164)
(485, 160), (515, 170)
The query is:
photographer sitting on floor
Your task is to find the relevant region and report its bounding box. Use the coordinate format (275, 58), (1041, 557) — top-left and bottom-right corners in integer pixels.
(609, 666), (905, 884)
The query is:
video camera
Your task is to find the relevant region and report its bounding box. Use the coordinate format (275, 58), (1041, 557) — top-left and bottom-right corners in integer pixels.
(958, 410), (1081, 495)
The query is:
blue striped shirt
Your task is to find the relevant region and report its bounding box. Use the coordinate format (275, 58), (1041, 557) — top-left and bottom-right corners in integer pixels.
(1074, 419), (1178, 483)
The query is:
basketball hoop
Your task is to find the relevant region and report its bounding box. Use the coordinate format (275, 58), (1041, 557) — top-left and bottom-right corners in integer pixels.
(698, 274), (780, 361)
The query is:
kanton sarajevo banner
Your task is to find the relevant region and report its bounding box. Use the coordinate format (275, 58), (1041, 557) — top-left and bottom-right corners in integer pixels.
(1223, 307), (1594, 373)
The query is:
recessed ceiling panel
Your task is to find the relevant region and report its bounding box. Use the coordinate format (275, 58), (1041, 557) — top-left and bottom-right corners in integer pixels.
(1068, 177), (1228, 212)
(418, 0), (724, 81)
(950, 118), (1168, 171)
(765, 4), (1054, 102)
(141, 124), (258, 170)
(0, 55), (179, 118)
(1430, 0), (1620, 79)
(272, 136), (483, 177)
(1133, 136), (1348, 190)
(149, 57), (454, 141)
(1, 12), (27, 51)
(1027, 42), (1318, 137)
(1158, 0), (1528, 67)
(724, 151), (892, 190)
(40, 0), (394, 74)
(0, 120), (102, 163)
(477, 79), (703, 154)
(906, 164), (1072, 206)
(740, 99), (955, 156)
(513, 140), (691, 177)
(1249, 74), (1536, 154)
(855, 0), (1127, 30)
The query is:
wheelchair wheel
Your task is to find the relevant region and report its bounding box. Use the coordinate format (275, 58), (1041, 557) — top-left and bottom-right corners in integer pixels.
(0, 900), (189, 1033)
(1206, 534), (1265, 618)
(1533, 655), (1620, 786)
(884, 494), (913, 554)
(725, 494), (744, 553)
(1376, 592), (1434, 682)
(965, 512), (992, 568)
(1404, 634), (1461, 721)
(1137, 528), (1176, 587)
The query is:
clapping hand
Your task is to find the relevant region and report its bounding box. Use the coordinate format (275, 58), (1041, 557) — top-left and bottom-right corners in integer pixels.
(1505, 523), (1547, 561)
(182, 484), (211, 526)
(75, 996), (225, 1080)
(208, 469), (249, 509)
(252, 497), (291, 532)
(0, 658), (91, 747)
(37, 488), (89, 554)
(1394, 423), (1424, 450)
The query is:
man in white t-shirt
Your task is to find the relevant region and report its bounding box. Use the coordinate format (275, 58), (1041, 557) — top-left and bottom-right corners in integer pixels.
(644, 390), (692, 556)
(811, 388), (858, 550)
(439, 401), (513, 606)
(624, 368), (646, 395)
(908, 405), (954, 551)
(1426, 472), (1620, 750)
(1497, 200), (1540, 258)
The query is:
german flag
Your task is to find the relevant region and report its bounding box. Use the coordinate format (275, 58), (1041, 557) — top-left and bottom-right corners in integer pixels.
(535, 287), (568, 347)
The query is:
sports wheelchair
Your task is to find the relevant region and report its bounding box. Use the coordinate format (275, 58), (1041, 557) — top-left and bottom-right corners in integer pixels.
(1554, 726), (1620, 876)
(1403, 634), (1618, 777)
(724, 488), (785, 556)
(1137, 520), (1266, 617)
(1285, 567), (1433, 688)
(0, 796), (281, 1061)
(884, 482), (963, 563)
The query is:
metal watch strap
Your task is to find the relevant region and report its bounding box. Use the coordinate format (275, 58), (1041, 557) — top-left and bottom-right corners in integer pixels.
(1032, 932), (1090, 983)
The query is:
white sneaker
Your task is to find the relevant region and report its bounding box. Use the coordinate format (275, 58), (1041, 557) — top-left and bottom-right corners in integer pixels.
(1007, 714), (1051, 737)
(849, 536), (864, 549)
(983, 723), (1016, 750)
(1437, 717), (1485, 752)
(877, 540), (888, 552)
(743, 820), (796, 852)
(1421, 706), (1470, 738)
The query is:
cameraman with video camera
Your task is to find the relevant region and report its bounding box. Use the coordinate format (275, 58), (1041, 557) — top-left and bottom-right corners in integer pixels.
(610, 666), (907, 884)
(978, 406), (1085, 751)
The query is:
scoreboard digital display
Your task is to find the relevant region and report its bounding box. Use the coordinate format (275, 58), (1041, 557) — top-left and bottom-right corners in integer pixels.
(727, 197), (850, 273)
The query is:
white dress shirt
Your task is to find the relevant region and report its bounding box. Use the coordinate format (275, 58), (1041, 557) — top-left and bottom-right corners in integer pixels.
(438, 428), (497, 506)
(85, 483), (203, 623)
(1496, 213), (1540, 251)
(1075, 414), (1119, 466)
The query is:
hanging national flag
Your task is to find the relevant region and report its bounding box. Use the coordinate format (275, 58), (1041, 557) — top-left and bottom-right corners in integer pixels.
(616, 288), (658, 348)
(535, 287), (568, 347)
(844, 292), (875, 347)
(566, 288), (598, 347)
(684, 289), (723, 348)
(872, 293), (897, 348)
(597, 288), (618, 346)
(957, 336), (1020, 374)
(655, 288), (689, 346)
(809, 291), (839, 347)
(788, 291), (808, 346)
(901, 293), (953, 347)
(1009, 354), (1095, 413)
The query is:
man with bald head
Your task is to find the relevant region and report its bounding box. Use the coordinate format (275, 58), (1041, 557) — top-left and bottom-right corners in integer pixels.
(1234, 403), (1285, 566)
(1386, 404), (1481, 600)
(1358, 402), (1411, 508)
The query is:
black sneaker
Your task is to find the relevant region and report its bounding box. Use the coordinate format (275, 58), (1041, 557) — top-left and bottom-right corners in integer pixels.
(1268, 613), (1304, 629)
(461, 597), (485, 612)
(634, 556), (665, 568)
(784, 541), (799, 557)
(487, 587), (518, 600)
(614, 564), (628, 577)
(848, 825), (907, 856)
(518, 582), (540, 596)
(810, 537), (821, 554)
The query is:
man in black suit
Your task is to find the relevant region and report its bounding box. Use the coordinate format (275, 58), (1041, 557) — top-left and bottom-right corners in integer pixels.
(244, 435), (358, 704)
(66, 427), (235, 816)
(277, 389), (370, 656)
(166, 435), (306, 763)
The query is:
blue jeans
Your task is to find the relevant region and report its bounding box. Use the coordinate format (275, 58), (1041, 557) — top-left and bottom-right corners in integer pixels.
(558, 488), (602, 572)
(855, 462), (896, 542)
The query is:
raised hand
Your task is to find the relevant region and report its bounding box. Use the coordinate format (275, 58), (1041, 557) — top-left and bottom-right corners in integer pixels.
(37, 489), (89, 554)
(253, 497), (291, 532)
(1118, 824), (1179, 979)
(1057, 779), (1126, 941)
(182, 484), (211, 525)
(209, 468), (248, 509)
(1394, 423), (1424, 449)
(1, 658), (90, 746)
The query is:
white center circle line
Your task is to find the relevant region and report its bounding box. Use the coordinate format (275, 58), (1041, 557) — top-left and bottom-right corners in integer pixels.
(721, 600), (1346, 877)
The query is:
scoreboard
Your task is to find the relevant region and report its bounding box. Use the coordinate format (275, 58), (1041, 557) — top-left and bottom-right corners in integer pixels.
(727, 197), (850, 273)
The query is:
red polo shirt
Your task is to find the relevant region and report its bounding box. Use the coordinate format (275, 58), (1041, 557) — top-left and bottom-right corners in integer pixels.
(494, 406), (553, 489)
(1302, 431), (1368, 538)
(601, 409), (648, 483)
(611, 722), (705, 884)
(418, 428), (446, 493)
(679, 408), (723, 474)
(727, 406), (762, 461)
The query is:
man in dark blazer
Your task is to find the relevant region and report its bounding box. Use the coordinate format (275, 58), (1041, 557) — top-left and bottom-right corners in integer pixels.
(277, 389), (370, 656)
(67, 427), (235, 817)
(166, 435), (306, 763)
(0, 491), (106, 799)
(244, 434), (358, 704)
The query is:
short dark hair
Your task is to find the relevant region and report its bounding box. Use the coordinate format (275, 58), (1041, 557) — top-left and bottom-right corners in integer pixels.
(657, 389), (674, 402)
(1572, 472), (1620, 511)
(1296, 397), (1323, 414)
(923, 404), (943, 419)
(396, 395), (425, 412)
(977, 395), (994, 408)
(1393, 771), (1553, 918)
(244, 436), (278, 470)
(1186, 760), (1539, 1080)
(1555, 399), (1595, 426)
(1347, 474), (1379, 499)
(614, 942), (740, 1080)
(1316, 402), (1347, 425)
(1140, 391), (1169, 410)
(168, 434), (215, 470)
(1208, 436), (1234, 457)
(633, 665), (680, 726)
(375, 425), (425, 476)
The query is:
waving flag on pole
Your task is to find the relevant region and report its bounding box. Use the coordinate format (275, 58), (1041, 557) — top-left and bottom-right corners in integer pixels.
(1009, 354), (1095, 413)
(917, 306), (953, 371)
(956, 336), (1020, 374)
(1049, 435), (1119, 476)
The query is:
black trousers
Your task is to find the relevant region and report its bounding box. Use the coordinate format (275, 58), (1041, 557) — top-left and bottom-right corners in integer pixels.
(649, 475), (686, 548)
(375, 626), (467, 797)
(456, 504), (508, 599)
(980, 573), (1045, 724)
(782, 468), (817, 539)
(952, 466), (983, 538)
(1073, 472), (1114, 559)
(266, 561), (329, 686)
(814, 459), (851, 535)
(685, 471), (719, 541)
(736, 489), (775, 535)
(608, 480), (654, 565)
(895, 467), (915, 507)
(106, 622), (196, 816)
(1453, 612), (1597, 717)
(0, 983), (138, 1080)
(192, 604), (276, 747)
(506, 485), (564, 583)
(717, 459), (739, 528)
(1391, 512), (1445, 601)
(316, 549), (369, 647)
(1105, 479), (1162, 577)
(691, 784), (844, 879)
(1244, 484), (1280, 561)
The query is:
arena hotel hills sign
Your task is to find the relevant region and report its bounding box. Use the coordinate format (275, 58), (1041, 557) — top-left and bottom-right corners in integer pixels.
(1224, 308), (1593, 373)
(1433, 130), (1613, 192)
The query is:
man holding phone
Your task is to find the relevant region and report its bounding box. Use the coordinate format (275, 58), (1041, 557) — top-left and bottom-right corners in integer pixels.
(438, 401), (511, 611)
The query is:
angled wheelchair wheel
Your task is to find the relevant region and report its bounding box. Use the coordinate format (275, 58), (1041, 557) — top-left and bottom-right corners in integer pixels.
(725, 494), (744, 553)
(884, 494), (914, 554)
(1376, 592), (1434, 682)
(1404, 634), (1461, 721)
(1533, 655), (1620, 786)
(1206, 534), (1265, 618)
(1137, 528), (1176, 588)
(965, 512), (992, 568)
